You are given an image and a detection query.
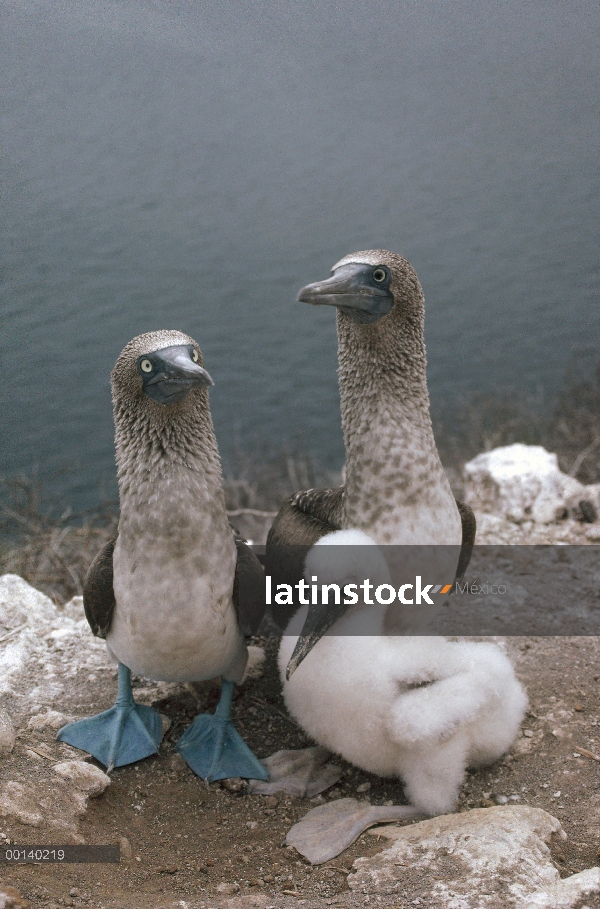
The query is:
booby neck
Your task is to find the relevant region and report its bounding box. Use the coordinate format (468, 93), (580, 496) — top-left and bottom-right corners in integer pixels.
(111, 331), (231, 547)
(333, 252), (459, 545)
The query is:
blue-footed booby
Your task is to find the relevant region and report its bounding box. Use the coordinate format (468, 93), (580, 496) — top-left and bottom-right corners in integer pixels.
(266, 249), (476, 646)
(263, 253), (526, 831)
(58, 330), (268, 782)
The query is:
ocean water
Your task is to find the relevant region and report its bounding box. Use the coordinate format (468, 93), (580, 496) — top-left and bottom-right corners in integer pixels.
(1, 0), (598, 511)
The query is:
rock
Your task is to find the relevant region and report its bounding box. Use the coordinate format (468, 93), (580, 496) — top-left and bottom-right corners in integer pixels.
(286, 798), (423, 864)
(348, 806), (567, 907)
(119, 835), (133, 859)
(247, 746), (343, 798)
(463, 444), (600, 524)
(0, 574), (110, 709)
(241, 645), (266, 682)
(53, 760), (111, 797)
(522, 866), (600, 908)
(0, 781), (43, 826)
(0, 709), (15, 755)
(216, 882), (240, 894)
(0, 887), (30, 909)
(28, 709), (73, 730)
(222, 777), (245, 792)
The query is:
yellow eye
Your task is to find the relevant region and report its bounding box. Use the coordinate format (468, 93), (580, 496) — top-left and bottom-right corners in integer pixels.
(373, 268), (387, 283)
(192, 349), (199, 363)
(140, 359), (153, 373)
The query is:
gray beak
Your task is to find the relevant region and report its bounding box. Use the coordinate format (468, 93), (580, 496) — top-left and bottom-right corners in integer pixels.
(139, 344), (213, 405)
(286, 597), (351, 680)
(297, 263), (394, 324)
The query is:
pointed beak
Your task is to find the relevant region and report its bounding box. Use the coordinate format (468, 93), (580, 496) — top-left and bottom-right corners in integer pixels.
(296, 263), (393, 324)
(141, 344), (213, 404)
(285, 597), (351, 680)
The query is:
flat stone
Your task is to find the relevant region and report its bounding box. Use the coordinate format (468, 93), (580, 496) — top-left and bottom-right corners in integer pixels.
(0, 709), (15, 755)
(247, 746), (342, 798)
(349, 805), (567, 907)
(522, 866), (600, 908)
(53, 760), (111, 797)
(28, 709), (73, 730)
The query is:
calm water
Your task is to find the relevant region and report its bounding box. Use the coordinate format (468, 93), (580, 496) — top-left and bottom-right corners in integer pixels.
(1, 1), (599, 511)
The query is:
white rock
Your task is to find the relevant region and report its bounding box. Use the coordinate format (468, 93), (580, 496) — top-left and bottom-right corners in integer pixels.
(52, 761), (111, 797)
(348, 805), (566, 907)
(0, 574), (110, 706)
(241, 645), (266, 682)
(522, 866), (600, 908)
(0, 782), (43, 827)
(463, 444), (596, 524)
(0, 710), (15, 755)
(28, 710), (73, 730)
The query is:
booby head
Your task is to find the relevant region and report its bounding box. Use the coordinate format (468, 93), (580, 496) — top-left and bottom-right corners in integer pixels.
(285, 529), (387, 680)
(297, 249), (422, 326)
(111, 329), (213, 407)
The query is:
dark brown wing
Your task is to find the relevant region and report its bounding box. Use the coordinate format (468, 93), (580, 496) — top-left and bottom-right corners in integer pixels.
(455, 500), (476, 581)
(232, 532), (267, 636)
(265, 486), (344, 629)
(83, 538), (117, 638)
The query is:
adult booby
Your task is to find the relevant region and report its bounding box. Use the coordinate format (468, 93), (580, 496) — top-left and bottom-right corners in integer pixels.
(279, 531), (527, 819)
(58, 330), (268, 782)
(266, 249), (475, 645)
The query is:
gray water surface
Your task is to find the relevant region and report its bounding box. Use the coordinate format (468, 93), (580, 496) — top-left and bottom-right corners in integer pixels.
(2, 1), (599, 510)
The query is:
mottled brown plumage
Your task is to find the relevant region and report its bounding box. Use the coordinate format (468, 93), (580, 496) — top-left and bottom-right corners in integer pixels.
(83, 330), (265, 681)
(266, 251), (475, 624)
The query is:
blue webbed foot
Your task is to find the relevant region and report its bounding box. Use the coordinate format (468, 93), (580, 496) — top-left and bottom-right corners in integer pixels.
(57, 664), (162, 771)
(176, 679), (268, 782)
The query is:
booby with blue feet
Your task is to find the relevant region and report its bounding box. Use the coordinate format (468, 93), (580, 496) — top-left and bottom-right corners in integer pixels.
(263, 253), (526, 852)
(58, 330), (268, 782)
(266, 249), (476, 633)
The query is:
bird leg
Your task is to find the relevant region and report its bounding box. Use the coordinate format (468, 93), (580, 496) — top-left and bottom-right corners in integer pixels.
(176, 678), (268, 783)
(56, 663), (163, 771)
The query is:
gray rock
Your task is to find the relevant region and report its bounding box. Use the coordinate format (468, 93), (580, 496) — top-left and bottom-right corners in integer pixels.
(0, 710), (15, 755)
(348, 805), (567, 907)
(522, 867), (600, 908)
(52, 760), (111, 797)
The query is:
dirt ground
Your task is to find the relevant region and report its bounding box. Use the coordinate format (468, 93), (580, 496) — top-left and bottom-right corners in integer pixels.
(1, 517), (599, 908)
(1, 629), (599, 909)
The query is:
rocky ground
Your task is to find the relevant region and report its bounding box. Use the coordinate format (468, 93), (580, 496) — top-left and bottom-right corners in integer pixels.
(0, 513), (599, 909)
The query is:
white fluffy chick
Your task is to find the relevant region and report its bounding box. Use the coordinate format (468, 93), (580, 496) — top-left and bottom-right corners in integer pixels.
(278, 530), (527, 815)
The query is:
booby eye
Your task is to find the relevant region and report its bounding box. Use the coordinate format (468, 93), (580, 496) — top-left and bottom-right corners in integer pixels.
(140, 359), (153, 374)
(372, 268), (387, 283)
(191, 349), (199, 363)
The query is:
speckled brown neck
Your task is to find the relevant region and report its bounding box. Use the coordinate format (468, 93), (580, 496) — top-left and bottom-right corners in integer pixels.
(336, 293), (457, 542)
(112, 388), (230, 547)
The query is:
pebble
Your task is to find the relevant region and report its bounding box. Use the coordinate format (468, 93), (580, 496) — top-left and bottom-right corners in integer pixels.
(0, 888), (30, 909)
(264, 796), (279, 808)
(0, 709), (15, 755)
(27, 710), (70, 730)
(522, 729), (534, 738)
(216, 882), (240, 894)
(222, 777), (245, 792)
(493, 795), (509, 805)
(356, 782), (371, 793)
(118, 836), (133, 859)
